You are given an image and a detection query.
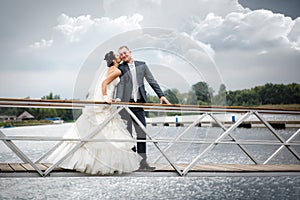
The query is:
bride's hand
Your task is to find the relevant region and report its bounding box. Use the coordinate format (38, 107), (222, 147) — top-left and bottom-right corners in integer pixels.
(103, 95), (112, 104)
(113, 98), (121, 102)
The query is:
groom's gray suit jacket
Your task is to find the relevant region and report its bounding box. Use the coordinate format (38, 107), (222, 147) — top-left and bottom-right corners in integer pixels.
(116, 60), (164, 102)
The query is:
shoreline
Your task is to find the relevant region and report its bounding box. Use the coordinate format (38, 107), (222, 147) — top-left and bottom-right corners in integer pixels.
(0, 121), (73, 129)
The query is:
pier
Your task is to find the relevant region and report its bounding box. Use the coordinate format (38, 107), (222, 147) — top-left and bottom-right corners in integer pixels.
(1, 163), (300, 177)
(146, 115), (300, 129)
(0, 98), (299, 177)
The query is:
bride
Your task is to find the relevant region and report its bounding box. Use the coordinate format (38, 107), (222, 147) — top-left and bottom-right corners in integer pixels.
(47, 51), (142, 175)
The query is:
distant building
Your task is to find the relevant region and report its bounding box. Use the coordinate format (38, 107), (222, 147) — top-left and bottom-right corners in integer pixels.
(17, 111), (35, 120)
(0, 115), (17, 122)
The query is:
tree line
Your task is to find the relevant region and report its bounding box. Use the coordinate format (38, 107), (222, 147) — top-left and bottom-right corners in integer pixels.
(1, 82), (299, 121)
(150, 82), (300, 107)
(0, 93), (80, 122)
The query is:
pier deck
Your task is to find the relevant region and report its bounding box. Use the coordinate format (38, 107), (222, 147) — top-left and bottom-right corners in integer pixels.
(1, 163), (300, 177)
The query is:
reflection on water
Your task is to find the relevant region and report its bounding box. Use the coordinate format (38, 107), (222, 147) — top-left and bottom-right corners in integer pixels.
(0, 176), (299, 199)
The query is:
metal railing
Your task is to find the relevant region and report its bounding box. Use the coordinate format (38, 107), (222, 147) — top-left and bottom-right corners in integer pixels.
(0, 98), (299, 176)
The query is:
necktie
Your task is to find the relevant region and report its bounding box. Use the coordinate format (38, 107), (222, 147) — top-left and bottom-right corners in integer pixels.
(129, 64), (138, 102)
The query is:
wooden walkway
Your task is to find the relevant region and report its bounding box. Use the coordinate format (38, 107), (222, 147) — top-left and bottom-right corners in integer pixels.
(1, 163), (300, 177)
(1, 99), (300, 177)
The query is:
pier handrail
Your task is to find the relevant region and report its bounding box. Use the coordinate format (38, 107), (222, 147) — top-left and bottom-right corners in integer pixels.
(0, 98), (300, 176)
(0, 97), (300, 114)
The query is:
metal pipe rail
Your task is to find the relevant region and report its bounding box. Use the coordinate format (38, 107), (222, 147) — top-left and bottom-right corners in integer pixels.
(0, 97), (300, 114)
(0, 98), (300, 176)
(1, 136), (300, 146)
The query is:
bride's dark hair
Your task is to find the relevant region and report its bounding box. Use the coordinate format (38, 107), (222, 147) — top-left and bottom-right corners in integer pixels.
(104, 51), (116, 67)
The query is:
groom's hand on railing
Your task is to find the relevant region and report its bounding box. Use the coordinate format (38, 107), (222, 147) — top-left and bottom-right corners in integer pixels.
(110, 97), (170, 104)
(160, 96), (171, 104)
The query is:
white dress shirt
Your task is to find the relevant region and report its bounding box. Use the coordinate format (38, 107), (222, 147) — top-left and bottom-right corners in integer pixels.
(129, 62), (140, 101)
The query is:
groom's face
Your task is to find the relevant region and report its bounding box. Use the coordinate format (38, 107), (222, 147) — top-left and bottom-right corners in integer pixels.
(119, 47), (132, 63)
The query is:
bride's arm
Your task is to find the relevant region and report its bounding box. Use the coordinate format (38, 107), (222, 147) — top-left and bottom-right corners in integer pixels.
(101, 69), (121, 103)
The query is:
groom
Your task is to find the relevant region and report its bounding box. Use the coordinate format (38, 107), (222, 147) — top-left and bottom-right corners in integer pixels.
(116, 45), (170, 170)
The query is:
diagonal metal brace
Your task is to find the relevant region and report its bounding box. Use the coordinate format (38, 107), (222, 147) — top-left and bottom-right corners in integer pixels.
(0, 130), (44, 176)
(253, 111), (300, 163)
(263, 129), (300, 164)
(153, 113), (209, 163)
(182, 111), (252, 175)
(43, 107), (124, 177)
(124, 106), (183, 176)
(208, 113), (258, 164)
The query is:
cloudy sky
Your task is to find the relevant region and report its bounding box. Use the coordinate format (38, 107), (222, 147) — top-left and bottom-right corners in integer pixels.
(0, 0), (299, 99)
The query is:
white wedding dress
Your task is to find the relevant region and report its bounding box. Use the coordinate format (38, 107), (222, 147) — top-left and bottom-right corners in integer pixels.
(47, 73), (141, 175)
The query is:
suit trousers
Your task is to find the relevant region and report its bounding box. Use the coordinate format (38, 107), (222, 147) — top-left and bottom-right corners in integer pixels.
(120, 100), (147, 156)
(130, 106), (146, 155)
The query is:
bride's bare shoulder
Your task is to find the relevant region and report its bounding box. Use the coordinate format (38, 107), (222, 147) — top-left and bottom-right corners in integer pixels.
(107, 68), (121, 77)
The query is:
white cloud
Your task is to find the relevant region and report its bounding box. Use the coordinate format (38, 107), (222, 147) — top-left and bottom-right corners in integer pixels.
(29, 39), (53, 49)
(54, 14), (93, 42)
(179, 6), (300, 91)
(54, 13), (143, 42)
(191, 9), (295, 51)
(103, 0), (246, 29)
(288, 17), (300, 50)
(8, 13), (145, 99)
(20, 13), (144, 71)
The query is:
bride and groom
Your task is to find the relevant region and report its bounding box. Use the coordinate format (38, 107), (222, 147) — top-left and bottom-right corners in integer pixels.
(47, 46), (170, 175)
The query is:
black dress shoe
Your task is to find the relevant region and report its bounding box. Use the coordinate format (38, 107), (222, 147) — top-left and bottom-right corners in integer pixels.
(131, 146), (136, 152)
(139, 162), (155, 171)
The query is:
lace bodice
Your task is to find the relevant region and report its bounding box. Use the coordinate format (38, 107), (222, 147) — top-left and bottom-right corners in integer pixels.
(87, 75), (120, 101)
(106, 77), (120, 99)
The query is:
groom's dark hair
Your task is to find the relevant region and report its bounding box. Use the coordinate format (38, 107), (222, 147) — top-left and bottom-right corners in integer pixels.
(104, 51), (116, 67)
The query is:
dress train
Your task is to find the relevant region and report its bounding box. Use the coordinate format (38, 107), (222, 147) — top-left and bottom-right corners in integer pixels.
(47, 76), (141, 174)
